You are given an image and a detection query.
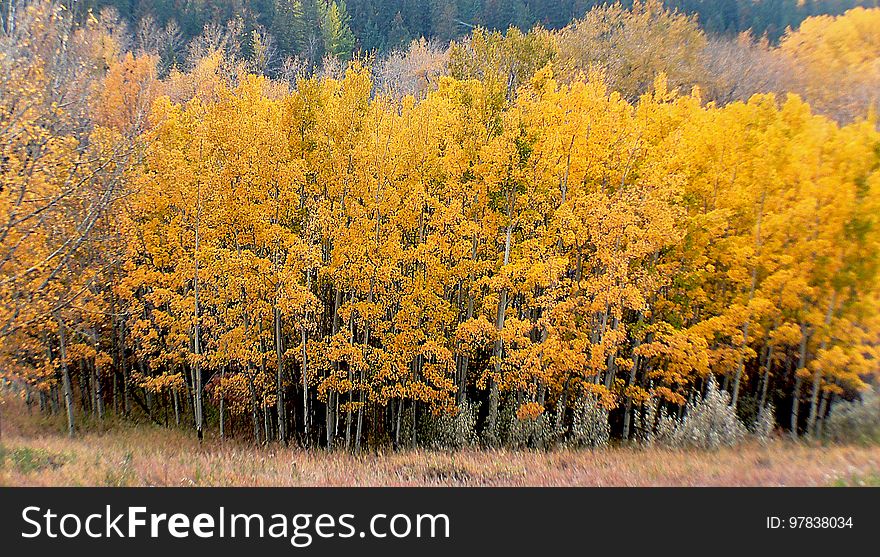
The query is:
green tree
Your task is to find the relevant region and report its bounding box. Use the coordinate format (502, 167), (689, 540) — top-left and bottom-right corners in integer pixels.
(320, 0), (356, 60)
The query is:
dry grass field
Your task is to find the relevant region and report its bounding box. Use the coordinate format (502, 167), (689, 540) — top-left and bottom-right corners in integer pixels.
(2, 397), (879, 487)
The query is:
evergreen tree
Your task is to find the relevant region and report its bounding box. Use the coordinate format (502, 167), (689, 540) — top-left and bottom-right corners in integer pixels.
(320, 0), (356, 59)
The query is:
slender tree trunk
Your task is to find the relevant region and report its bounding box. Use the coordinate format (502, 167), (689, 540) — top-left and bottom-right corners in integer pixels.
(758, 340), (774, 410)
(791, 380), (801, 438)
(355, 366), (365, 451)
(326, 287), (342, 450)
(55, 314), (75, 438)
(219, 366), (226, 441)
(394, 397), (403, 450)
(730, 319), (750, 409)
(245, 366), (260, 443)
(458, 290), (474, 405)
(79, 369), (90, 414)
(173, 387), (180, 426)
(326, 392), (335, 450)
(604, 317), (619, 389)
(344, 312), (355, 451)
(816, 390), (830, 438)
(192, 320), (204, 442)
(487, 223), (513, 444)
(622, 346), (641, 441)
(731, 190), (765, 409)
(555, 379), (569, 443)
(90, 330), (104, 421)
(192, 183), (204, 442)
(335, 392), (341, 437)
(791, 328), (809, 439)
(236, 252), (262, 444)
(263, 399), (270, 445)
(274, 306), (286, 444)
(118, 320), (129, 417)
(457, 236), (477, 405)
(344, 372), (353, 451)
(258, 324), (271, 443)
(355, 294), (370, 452)
(807, 293), (836, 436)
(192, 345), (202, 440)
(301, 322), (309, 445)
(411, 399), (417, 449)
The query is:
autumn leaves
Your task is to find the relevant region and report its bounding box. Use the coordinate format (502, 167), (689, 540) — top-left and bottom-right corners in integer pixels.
(106, 63), (878, 447)
(1, 4), (878, 449)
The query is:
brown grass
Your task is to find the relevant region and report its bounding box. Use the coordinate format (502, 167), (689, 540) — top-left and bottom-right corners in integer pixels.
(2, 396), (878, 487)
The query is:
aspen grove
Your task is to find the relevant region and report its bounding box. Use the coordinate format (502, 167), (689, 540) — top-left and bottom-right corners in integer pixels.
(1, 1), (879, 451)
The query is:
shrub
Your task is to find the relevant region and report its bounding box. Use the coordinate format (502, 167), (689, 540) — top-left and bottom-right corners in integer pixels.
(750, 403), (776, 444)
(823, 389), (880, 445)
(566, 395), (610, 449)
(499, 397), (555, 449)
(643, 376), (748, 450)
(641, 401), (680, 447)
(673, 376), (747, 449)
(507, 412), (556, 449)
(420, 400), (479, 450)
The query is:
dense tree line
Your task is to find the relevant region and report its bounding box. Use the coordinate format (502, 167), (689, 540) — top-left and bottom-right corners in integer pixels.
(1, 1), (878, 450)
(4, 0), (877, 63)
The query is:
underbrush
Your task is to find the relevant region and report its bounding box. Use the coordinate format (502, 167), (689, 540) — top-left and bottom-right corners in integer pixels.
(0, 445), (69, 474)
(642, 376), (773, 450)
(823, 389), (880, 445)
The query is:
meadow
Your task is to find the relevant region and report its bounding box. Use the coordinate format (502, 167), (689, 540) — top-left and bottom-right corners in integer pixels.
(2, 396), (877, 487)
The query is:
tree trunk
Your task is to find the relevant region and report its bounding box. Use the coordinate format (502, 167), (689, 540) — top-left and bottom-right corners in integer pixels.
(245, 365), (260, 443)
(193, 183), (204, 442)
(301, 324), (309, 444)
(791, 328), (809, 439)
(117, 320), (129, 417)
(730, 318), (750, 409)
(263, 399), (270, 445)
(192, 332), (203, 440)
(555, 379), (569, 444)
(344, 369), (353, 451)
(301, 270), (312, 445)
(259, 325), (271, 443)
(457, 236), (477, 405)
(90, 330), (104, 421)
(807, 293), (836, 436)
(732, 187), (765, 409)
(173, 387), (180, 426)
(604, 317), (619, 389)
(355, 297), (370, 452)
(816, 390), (830, 438)
(79, 368), (90, 413)
(622, 346), (641, 441)
(791, 379), (802, 439)
(355, 366), (365, 452)
(394, 397), (402, 450)
(219, 366), (226, 441)
(55, 314), (75, 438)
(486, 224), (513, 445)
(758, 340), (774, 410)
(274, 306), (286, 445)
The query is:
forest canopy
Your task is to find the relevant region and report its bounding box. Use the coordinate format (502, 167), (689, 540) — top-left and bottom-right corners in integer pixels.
(0, 0), (878, 450)
(35, 0), (880, 54)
